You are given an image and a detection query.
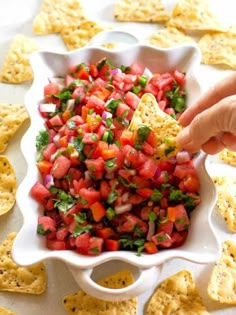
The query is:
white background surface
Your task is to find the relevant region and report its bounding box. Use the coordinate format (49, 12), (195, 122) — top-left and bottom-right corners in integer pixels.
(1, 0), (236, 314)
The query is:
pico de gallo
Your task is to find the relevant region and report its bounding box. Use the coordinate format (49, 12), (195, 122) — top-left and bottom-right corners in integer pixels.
(30, 57), (201, 256)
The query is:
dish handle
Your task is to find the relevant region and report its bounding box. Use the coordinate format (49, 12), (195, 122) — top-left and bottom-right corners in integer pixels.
(88, 30), (139, 48)
(67, 264), (162, 301)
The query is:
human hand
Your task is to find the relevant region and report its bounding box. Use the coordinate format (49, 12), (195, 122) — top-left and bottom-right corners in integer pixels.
(176, 72), (236, 154)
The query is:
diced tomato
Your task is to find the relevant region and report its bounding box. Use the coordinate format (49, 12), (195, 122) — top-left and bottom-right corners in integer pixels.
(44, 83), (60, 96)
(78, 188), (101, 207)
(30, 181), (51, 205)
(124, 91), (140, 110)
(37, 160), (53, 174)
(96, 227), (116, 239)
(46, 239), (67, 250)
(173, 204), (190, 231)
(85, 157), (105, 179)
(87, 237), (104, 255)
(104, 239), (120, 251)
(144, 241), (158, 254)
(100, 180), (111, 199)
(180, 175), (200, 193)
(142, 141), (156, 156)
(139, 158), (158, 179)
(86, 95), (105, 114)
(51, 155), (71, 179)
(127, 62), (145, 75)
(173, 69), (186, 87)
(157, 220), (174, 235)
(90, 201), (106, 222)
(120, 131), (134, 147)
(136, 188), (153, 198)
(56, 226), (69, 241)
(90, 64), (99, 78)
(151, 231), (173, 248)
(48, 114), (64, 131)
(37, 216), (56, 235)
(173, 161), (197, 179)
(43, 143), (57, 161)
(75, 232), (91, 254)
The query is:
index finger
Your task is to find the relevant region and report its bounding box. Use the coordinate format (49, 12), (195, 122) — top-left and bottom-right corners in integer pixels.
(179, 72), (236, 126)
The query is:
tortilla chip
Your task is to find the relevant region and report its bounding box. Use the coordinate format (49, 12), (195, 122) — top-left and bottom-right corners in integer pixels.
(168, 0), (225, 33)
(63, 270), (137, 315)
(148, 27), (195, 48)
(0, 156), (17, 216)
(61, 20), (109, 50)
(33, 0), (86, 35)
(208, 240), (236, 304)
(114, 0), (170, 23)
(0, 34), (39, 84)
(101, 42), (117, 50)
(145, 270), (209, 314)
(212, 175), (236, 233)
(0, 307), (16, 315)
(0, 103), (29, 153)
(198, 30), (236, 69)
(0, 232), (47, 294)
(219, 149), (236, 166)
(128, 93), (182, 160)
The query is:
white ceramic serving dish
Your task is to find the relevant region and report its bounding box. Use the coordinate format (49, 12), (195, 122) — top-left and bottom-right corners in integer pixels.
(13, 31), (219, 301)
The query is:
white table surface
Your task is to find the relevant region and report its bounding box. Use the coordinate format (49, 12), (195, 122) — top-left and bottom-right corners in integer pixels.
(1, 0), (236, 314)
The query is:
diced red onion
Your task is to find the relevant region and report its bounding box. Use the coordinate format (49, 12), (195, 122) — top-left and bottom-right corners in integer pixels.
(176, 150), (191, 164)
(121, 192), (129, 202)
(102, 111), (113, 120)
(39, 103), (56, 113)
(53, 134), (61, 147)
(48, 77), (65, 89)
(66, 99), (75, 111)
(114, 203), (132, 214)
(50, 151), (58, 162)
(110, 68), (122, 75)
(84, 171), (91, 181)
(153, 166), (161, 179)
(146, 221), (155, 241)
(105, 172), (115, 179)
(67, 136), (74, 144)
(159, 209), (167, 220)
(44, 174), (54, 189)
(128, 169), (136, 176)
(142, 67), (153, 79)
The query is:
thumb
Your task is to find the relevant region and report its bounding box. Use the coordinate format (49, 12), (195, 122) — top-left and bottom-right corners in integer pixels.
(176, 96), (236, 152)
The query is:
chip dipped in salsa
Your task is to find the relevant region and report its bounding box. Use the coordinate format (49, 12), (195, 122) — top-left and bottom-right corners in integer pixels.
(30, 57), (201, 256)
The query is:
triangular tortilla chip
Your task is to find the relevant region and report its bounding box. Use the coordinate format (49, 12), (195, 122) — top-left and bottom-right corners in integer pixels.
(61, 20), (109, 50)
(219, 148), (236, 166)
(0, 156), (17, 216)
(168, 0), (225, 33)
(208, 240), (236, 304)
(63, 270), (137, 315)
(33, 0), (86, 35)
(145, 270), (209, 314)
(0, 233), (47, 294)
(128, 93), (182, 160)
(0, 103), (29, 153)
(114, 0), (170, 23)
(148, 27), (195, 48)
(0, 34), (39, 84)
(212, 176), (236, 232)
(198, 30), (236, 69)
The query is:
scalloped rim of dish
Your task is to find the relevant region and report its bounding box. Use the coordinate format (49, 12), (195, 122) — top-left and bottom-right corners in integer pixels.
(13, 43), (220, 269)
